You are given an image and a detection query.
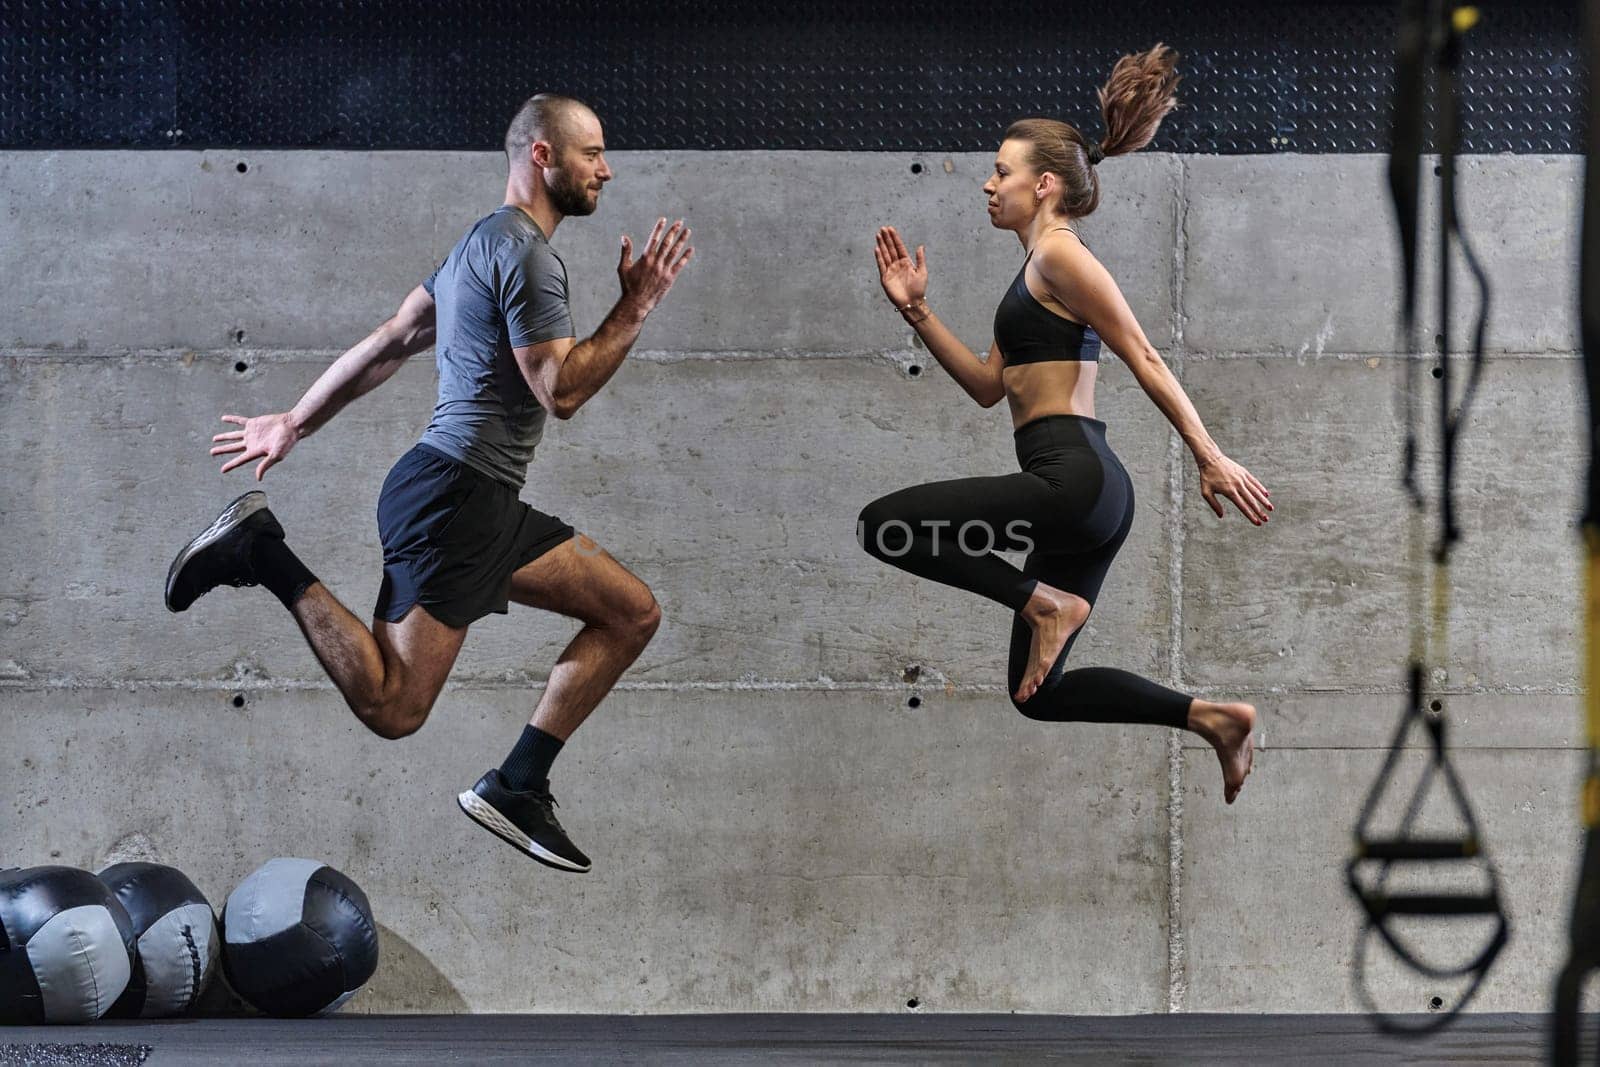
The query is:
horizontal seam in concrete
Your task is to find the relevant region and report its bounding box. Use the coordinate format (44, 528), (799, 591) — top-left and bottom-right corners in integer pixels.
(1184, 684), (1584, 696)
(1176, 350), (1580, 361)
(1, 348), (919, 364)
(0, 684), (1578, 748)
(0, 348), (1582, 363)
(1177, 744), (1586, 752)
(0, 677), (1577, 696)
(0, 677), (978, 693)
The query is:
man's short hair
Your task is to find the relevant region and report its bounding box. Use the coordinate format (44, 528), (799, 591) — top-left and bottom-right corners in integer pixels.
(504, 94), (593, 166)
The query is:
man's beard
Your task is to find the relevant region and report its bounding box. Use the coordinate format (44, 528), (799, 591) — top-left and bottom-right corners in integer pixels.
(549, 169), (597, 217)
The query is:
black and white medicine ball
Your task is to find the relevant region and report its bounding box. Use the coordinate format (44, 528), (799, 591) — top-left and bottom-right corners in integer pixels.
(0, 866), (136, 1023)
(220, 858), (379, 1017)
(98, 862), (220, 1018)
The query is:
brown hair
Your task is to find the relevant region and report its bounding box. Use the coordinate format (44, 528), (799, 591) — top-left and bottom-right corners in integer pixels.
(1004, 44), (1180, 218)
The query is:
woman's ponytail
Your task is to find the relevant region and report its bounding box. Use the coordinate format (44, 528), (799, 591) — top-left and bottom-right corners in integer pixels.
(1097, 43), (1180, 160)
(1004, 44), (1179, 219)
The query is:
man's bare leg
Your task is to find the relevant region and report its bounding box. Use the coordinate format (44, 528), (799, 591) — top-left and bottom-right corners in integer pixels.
(455, 534), (659, 873)
(290, 584), (468, 740)
(507, 533), (662, 740)
(165, 491), (467, 740)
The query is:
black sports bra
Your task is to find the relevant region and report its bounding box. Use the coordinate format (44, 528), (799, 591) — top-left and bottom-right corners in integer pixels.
(993, 231), (1101, 365)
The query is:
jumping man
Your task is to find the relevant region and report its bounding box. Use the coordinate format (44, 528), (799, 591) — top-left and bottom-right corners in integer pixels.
(165, 94), (694, 870)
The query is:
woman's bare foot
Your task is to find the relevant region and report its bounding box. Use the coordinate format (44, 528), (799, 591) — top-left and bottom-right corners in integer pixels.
(1013, 584), (1092, 704)
(1188, 699), (1257, 804)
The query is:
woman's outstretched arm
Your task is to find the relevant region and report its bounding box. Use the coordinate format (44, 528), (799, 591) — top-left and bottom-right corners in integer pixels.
(1036, 239), (1273, 524)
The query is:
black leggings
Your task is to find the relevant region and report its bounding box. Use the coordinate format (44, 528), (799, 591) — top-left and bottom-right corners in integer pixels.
(857, 414), (1191, 729)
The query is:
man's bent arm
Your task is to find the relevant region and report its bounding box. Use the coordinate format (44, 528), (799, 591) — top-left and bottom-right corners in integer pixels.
(513, 217), (694, 420)
(513, 295), (648, 421)
(289, 285), (437, 437)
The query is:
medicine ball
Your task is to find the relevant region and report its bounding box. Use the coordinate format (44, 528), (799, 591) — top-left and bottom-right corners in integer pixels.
(98, 862), (219, 1018)
(220, 858), (379, 1017)
(0, 866), (136, 1023)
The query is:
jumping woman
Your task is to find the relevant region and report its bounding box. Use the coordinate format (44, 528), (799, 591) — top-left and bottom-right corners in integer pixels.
(860, 45), (1268, 804)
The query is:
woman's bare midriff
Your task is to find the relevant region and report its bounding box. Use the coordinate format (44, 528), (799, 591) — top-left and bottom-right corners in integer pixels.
(1003, 360), (1098, 428)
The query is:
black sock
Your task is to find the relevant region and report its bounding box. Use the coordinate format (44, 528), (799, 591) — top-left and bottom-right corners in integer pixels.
(500, 725), (565, 791)
(251, 535), (318, 610)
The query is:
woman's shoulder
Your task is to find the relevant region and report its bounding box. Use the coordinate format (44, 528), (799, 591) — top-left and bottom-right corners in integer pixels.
(1032, 228), (1098, 284)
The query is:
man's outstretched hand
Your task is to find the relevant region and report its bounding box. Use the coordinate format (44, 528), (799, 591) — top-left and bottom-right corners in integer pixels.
(210, 412), (300, 480)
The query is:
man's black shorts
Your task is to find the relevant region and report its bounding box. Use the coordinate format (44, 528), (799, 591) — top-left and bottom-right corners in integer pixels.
(374, 444), (574, 628)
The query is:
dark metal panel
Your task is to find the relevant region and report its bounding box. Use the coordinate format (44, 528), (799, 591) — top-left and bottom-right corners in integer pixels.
(0, 1), (1579, 152)
(2, 0), (179, 145)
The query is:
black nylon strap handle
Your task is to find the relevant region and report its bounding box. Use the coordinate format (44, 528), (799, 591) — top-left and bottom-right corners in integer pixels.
(1356, 838), (1479, 861)
(1363, 893), (1502, 918)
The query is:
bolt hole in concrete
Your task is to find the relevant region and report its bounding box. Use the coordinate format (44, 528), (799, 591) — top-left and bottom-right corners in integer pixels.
(910, 162), (923, 174)
(1430, 699), (1443, 712)
(1434, 164), (1442, 176)
(231, 693), (246, 709)
(236, 161), (249, 173)
(1428, 994), (1444, 1011)
(907, 364), (922, 377)
(1431, 366), (1443, 379)
(907, 695), (922, 709)
(906, 998), (921, 1010)
(234, 360), (249, 373)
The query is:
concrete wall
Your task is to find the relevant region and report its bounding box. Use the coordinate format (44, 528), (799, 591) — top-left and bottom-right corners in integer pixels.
(0, 150), (1584, 1014)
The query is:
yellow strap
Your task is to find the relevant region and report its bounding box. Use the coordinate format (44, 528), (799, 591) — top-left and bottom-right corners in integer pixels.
(1408, 496), (1427, 666)
(1430, 557), (1452, 686)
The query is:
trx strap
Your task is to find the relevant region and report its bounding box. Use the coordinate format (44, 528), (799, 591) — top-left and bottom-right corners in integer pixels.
(1551, 1), (1600, 1061)
(1345, 1), (1508, 1036)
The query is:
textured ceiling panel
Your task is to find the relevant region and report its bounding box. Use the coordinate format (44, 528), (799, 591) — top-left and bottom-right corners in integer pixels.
(0, 1), (1578, 152)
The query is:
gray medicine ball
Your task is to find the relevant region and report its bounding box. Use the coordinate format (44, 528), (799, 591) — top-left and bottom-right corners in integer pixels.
(220, 858), (379, 1017)
(0, 866), (136, 1023)
(98, 862), (220, 1018)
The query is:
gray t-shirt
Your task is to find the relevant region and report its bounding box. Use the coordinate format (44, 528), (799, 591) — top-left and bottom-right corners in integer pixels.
(418, 205), (574, 488)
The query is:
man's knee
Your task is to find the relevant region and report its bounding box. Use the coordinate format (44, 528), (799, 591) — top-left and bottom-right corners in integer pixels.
(360, 694), (434, 740)
(628, 594), (662, 646)
(596, 582), (661, 644)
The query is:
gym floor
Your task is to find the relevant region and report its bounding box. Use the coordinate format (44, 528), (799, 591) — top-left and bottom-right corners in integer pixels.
(0, 1013), (1566, 1065)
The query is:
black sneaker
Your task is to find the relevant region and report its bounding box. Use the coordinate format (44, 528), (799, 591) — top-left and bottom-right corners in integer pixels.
(457, 770), (592, 873)
(164, 491), (282, 612)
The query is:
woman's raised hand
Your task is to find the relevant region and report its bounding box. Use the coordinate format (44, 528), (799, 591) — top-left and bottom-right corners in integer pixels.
(874, 226), (928, 309)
